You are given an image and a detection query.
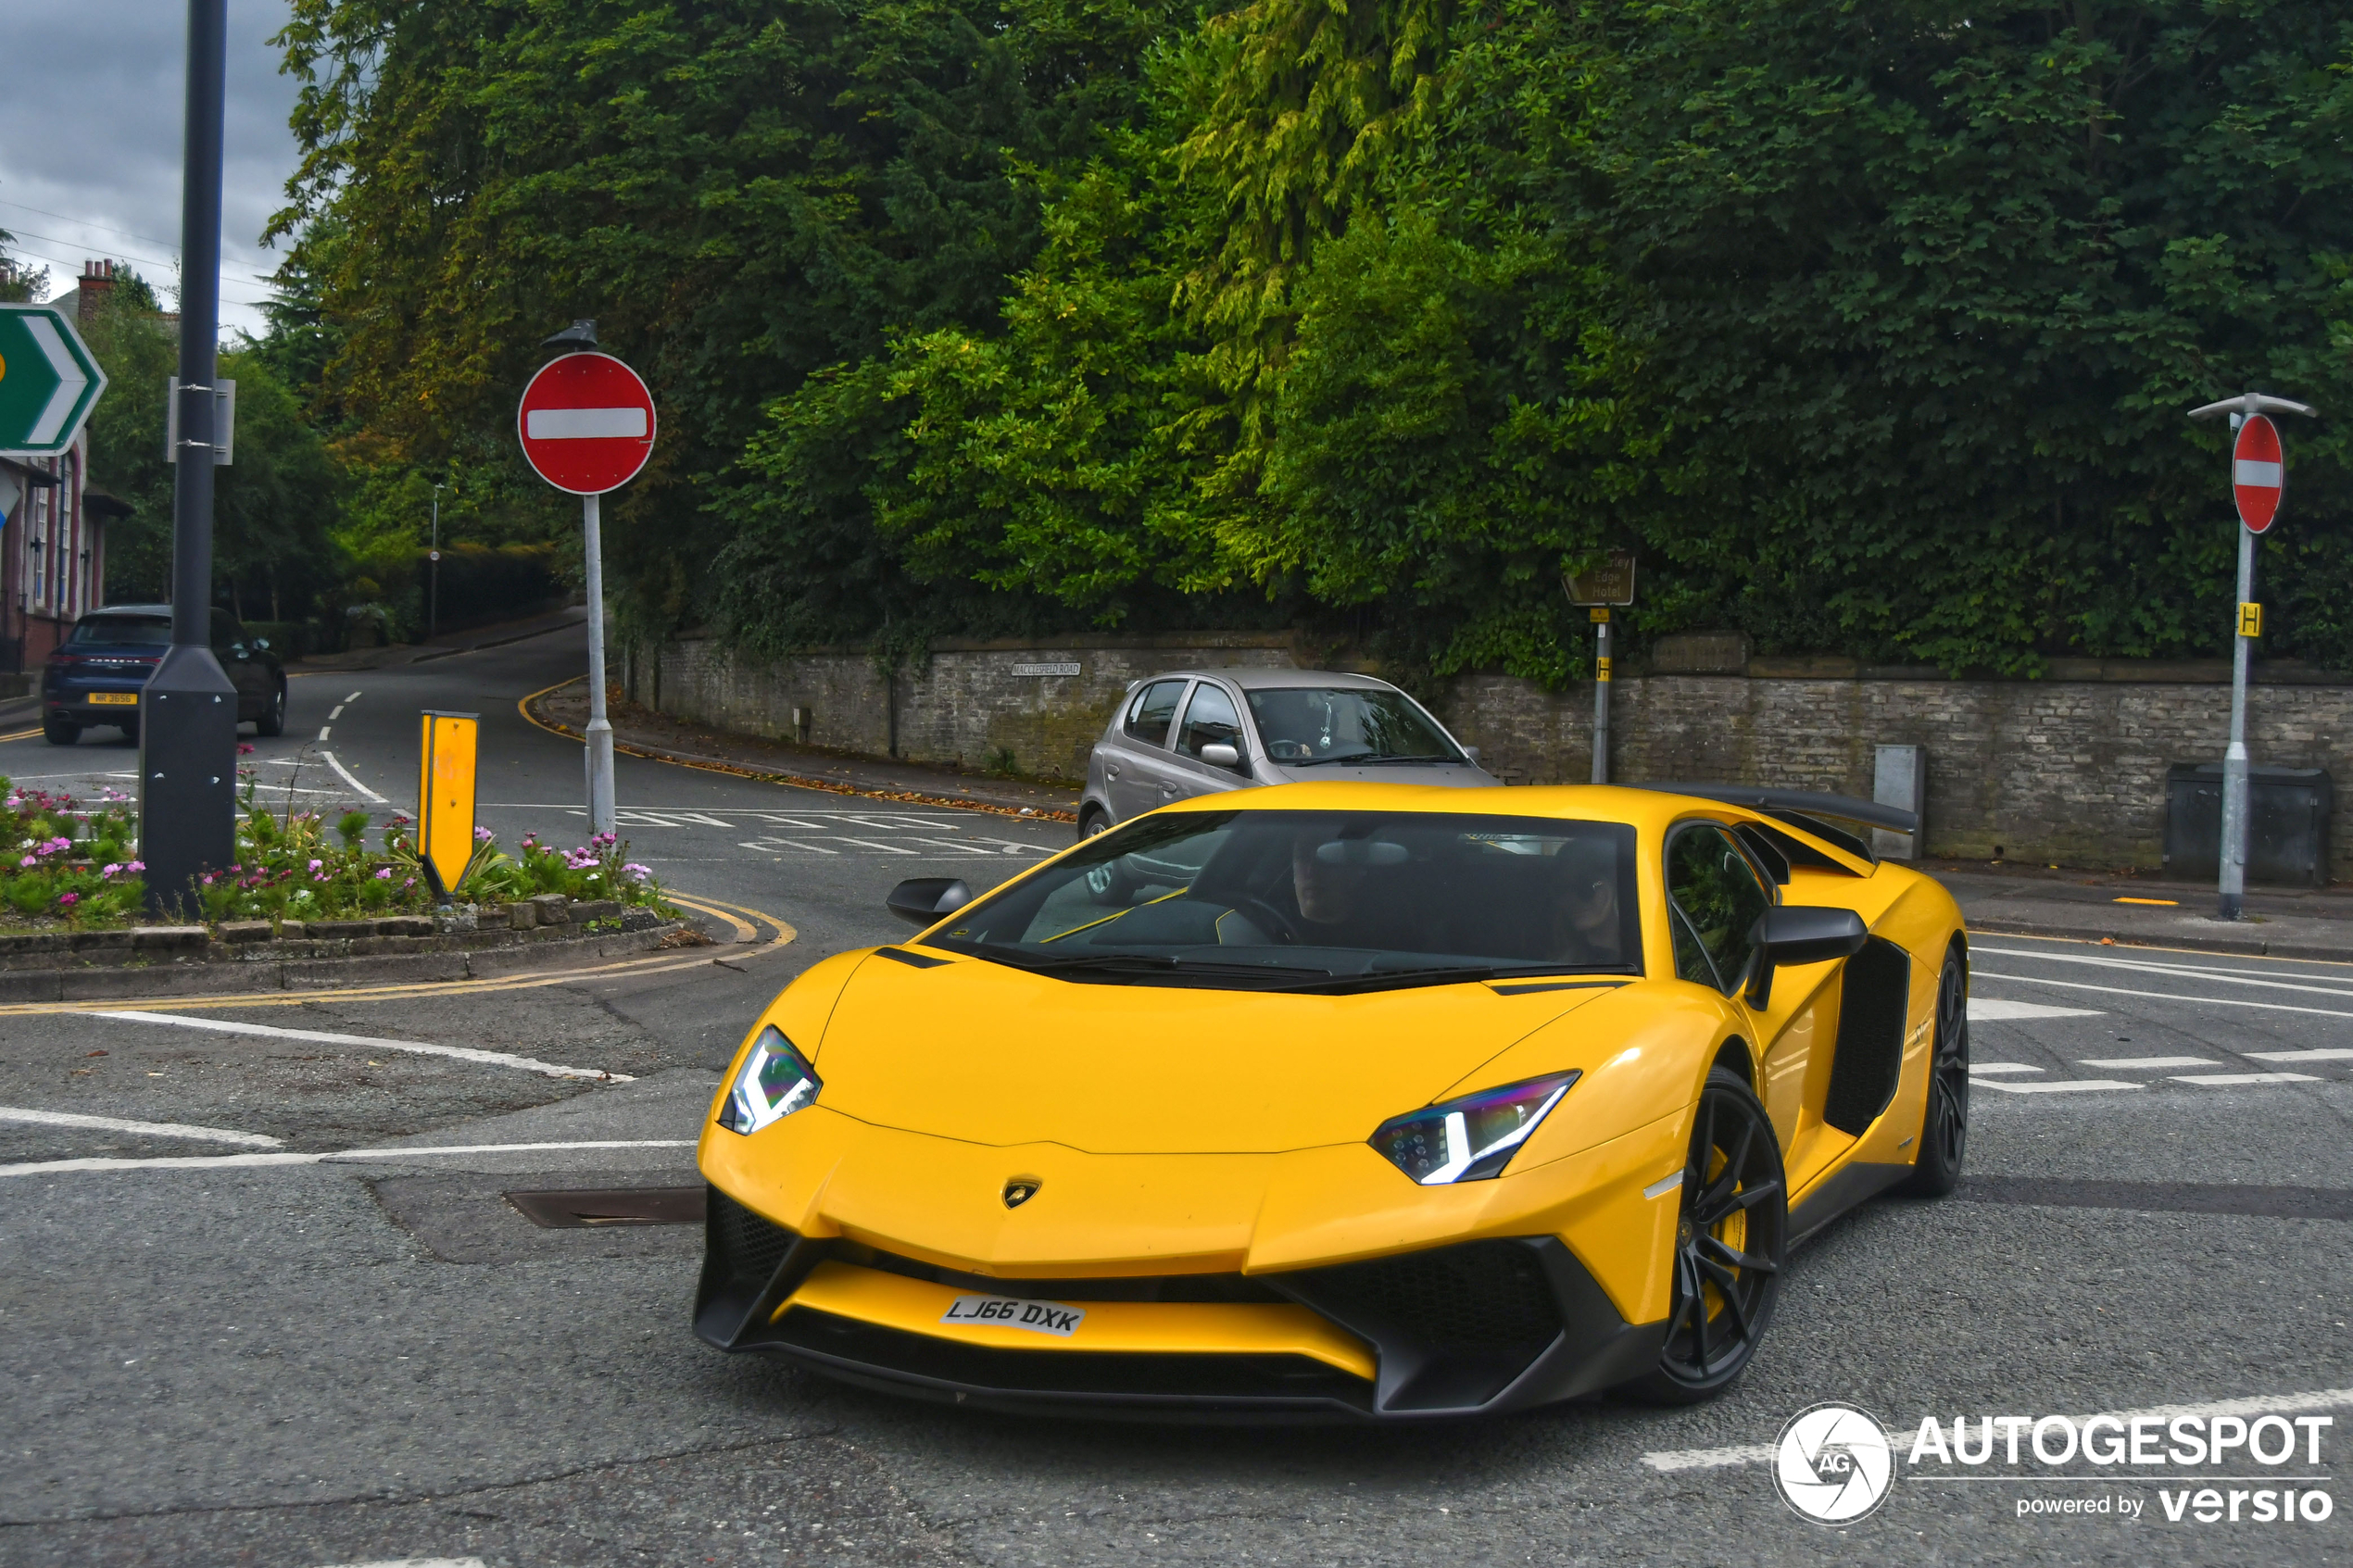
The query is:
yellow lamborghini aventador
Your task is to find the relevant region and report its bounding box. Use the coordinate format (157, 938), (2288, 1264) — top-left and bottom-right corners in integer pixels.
(696, 782), (1969, 1419)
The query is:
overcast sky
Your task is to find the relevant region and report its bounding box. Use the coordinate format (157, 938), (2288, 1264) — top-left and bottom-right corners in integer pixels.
(0, 0), (304, 341)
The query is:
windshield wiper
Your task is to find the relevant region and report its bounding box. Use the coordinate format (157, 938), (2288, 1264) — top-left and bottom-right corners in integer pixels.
(1352, 754), (1463, 766)
(974, 949), (1335, 985)
(1284, 963), (1629, 996)
(1284, 752), (1461, 768)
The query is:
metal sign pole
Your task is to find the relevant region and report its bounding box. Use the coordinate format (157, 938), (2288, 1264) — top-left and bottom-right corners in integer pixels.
(1592, 610), (1612, 784)
(582, 489), (616, 835)
(2219, 521), (2256, 921)
(2188, 390), (2318, 921)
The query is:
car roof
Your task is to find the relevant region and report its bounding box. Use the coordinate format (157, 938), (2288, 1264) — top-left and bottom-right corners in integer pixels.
(1148, 781), (1882, 873)
(1146, 667), (1400, 693)
(82, 605), (173, 620)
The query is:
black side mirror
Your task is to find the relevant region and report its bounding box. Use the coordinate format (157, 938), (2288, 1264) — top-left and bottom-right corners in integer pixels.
(886, 877), (972, 928)
(1746, 905), (1869, 1009)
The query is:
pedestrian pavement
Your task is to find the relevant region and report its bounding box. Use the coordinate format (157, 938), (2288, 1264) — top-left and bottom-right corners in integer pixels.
(1930, 859), (2353, 962)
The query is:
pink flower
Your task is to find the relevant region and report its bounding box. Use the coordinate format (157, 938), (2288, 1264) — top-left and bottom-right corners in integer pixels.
(202, 873), (216, 884)
(16, 856), (31, 870)
(474, 825), (493, 841)
(308, 859), (322, 872)
(127, 860), (145, 873)
(101, 864), (121, 878)
(237, 743), (255, 755)
(402, 878), (416, 888)
(374, 867), (392, 881)
(622, 862), (651, 882)
(57, 892), (78, 906)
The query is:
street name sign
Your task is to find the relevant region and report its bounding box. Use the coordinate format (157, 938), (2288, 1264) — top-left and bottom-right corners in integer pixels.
(2232, 413), (2284, 533)
(0, 303), (107, 456)
(517, 352), (655, 495)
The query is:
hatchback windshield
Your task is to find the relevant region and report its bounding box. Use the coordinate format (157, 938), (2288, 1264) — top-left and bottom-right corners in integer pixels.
(1244, 687), (1466, 766)
(69, 615), (171, 646)
(930, 809), (1642, 991)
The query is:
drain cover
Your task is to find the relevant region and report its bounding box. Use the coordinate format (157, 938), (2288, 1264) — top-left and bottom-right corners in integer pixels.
(505, 1185), (706, 1228)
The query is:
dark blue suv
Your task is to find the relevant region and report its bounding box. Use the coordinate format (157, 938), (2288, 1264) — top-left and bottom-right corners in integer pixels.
(42, 605), (288, 745)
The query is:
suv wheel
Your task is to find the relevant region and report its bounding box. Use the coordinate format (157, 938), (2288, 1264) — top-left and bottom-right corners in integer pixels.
(42, 718), (81, 746)
(255, 679), (287, 738)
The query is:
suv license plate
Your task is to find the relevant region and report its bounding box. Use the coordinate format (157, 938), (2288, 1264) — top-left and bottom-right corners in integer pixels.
(939, 1294), (1086, 1337)
(88, 693), (138, 706)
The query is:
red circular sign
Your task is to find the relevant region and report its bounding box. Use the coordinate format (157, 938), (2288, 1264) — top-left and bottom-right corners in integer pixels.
(2232, 413), (2284, 534)
(518, 352), (656, 495)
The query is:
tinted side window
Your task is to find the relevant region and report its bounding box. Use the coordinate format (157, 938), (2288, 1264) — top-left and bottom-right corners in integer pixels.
(1174, 684), (1242, 760)
(1123, 680), (1188, 747)
(1665, 825), (1773, 995)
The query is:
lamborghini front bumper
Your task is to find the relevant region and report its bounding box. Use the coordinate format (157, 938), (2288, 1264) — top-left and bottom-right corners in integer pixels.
(693, 1187), (1666, 1421)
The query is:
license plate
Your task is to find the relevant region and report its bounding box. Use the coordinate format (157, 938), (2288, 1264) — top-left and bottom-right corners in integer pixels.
(939, 1294), (1086, 1337)
(88, 692), (138, 706)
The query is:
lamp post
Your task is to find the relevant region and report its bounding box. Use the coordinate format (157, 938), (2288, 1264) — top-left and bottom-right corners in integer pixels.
(138, 0), (237, 917)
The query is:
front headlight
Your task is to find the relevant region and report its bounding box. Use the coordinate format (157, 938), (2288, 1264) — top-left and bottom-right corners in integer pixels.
(1369, 1072), (1579, 1185)
(716, 1024), (823, 1135)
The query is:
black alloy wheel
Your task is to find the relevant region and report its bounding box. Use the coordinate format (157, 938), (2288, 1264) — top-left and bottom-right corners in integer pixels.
(1626, 1066), (1786, 1404)
(1900, 945), (1969, 1197)
(42, 719), (80, 746)
(255, 679), (287, 738)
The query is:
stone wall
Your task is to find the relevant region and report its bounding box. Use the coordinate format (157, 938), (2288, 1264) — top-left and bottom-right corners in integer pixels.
(632, 633), (2353, 879)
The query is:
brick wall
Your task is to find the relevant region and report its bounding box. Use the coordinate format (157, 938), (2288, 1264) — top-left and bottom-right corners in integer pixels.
(634, 633), (2353, 878)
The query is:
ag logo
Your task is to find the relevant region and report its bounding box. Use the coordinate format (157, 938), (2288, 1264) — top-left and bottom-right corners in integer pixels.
(1772, 1402), (1894, 1524)
(1001, 1176), (1041, 1209)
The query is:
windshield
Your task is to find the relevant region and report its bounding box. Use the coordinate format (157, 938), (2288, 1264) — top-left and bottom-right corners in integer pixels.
(1244, 686), (1466, 767)
(929, 809), (1642, 991)
(69, 615), (171, 646)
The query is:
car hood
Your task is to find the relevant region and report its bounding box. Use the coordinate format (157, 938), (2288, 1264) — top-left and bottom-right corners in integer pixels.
(808, 949), (1611, 1153)
(1258, 762), (1500, 788)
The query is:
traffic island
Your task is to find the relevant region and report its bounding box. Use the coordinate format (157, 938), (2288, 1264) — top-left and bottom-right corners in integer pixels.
(0, 897), (708, 1003)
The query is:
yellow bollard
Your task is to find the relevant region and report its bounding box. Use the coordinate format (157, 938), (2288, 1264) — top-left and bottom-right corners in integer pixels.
(417, 710), (480, 900)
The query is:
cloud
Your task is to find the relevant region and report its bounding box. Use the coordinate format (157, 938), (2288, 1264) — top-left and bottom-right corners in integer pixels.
(0, 0), (303, 338)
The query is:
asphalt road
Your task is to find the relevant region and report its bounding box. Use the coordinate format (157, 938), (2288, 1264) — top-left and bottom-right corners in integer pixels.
(2, 632), (2349, 1566)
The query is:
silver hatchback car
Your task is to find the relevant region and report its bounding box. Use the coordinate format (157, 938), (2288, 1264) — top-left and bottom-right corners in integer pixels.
(1077, 668), (1502, 834)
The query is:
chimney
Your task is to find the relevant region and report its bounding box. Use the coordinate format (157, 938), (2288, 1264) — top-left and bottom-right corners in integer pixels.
(77, 258), (116, 325)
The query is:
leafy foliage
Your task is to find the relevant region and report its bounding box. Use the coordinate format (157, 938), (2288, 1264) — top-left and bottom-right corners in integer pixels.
(287, 0), (2353, 678)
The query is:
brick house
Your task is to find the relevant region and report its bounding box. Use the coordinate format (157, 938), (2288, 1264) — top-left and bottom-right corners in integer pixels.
(2, 261), (134, 672)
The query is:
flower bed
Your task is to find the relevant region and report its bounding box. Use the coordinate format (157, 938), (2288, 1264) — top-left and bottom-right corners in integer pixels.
(2, 774), (673, 933)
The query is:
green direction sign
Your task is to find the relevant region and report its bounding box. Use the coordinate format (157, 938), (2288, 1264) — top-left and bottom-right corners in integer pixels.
(0, 303), (107, 456)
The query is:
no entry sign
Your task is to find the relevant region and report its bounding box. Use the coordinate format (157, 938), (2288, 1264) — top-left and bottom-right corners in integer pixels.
(517, 351), (655, 495)
(2232, 413), (2284, 533)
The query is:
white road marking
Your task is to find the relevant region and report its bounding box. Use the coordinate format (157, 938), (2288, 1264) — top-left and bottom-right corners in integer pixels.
(2170, 1072), (2322, 1086)
(1968, 1063), (2045, 1074)
(829, 836), (921, 855)
(1968, 997), (2104, 1022)
(1970, 1078), (2145, 1094)
(329, 705), (345, 721)
(742, 838), (839, 855)
(1642, 1386), (2353, 1473)
(317, 725), (331, 740)
(1974, 970), (2353, 1021)
(320, 749), (388, 804)
(2076, 1056), (2221, 1071)
(310, 1558), (486, 1568)
(1976, 946), (2353, 999)
(2246, 1047), (2353, 1063)
(99, 1011), (632, 1083)
(0, 1138), (695, 1179)
(0, 1106), (283, 1148)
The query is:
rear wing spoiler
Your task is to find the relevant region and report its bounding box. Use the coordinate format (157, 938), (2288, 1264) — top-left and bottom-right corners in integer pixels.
(1630, 784), (1915, 866)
